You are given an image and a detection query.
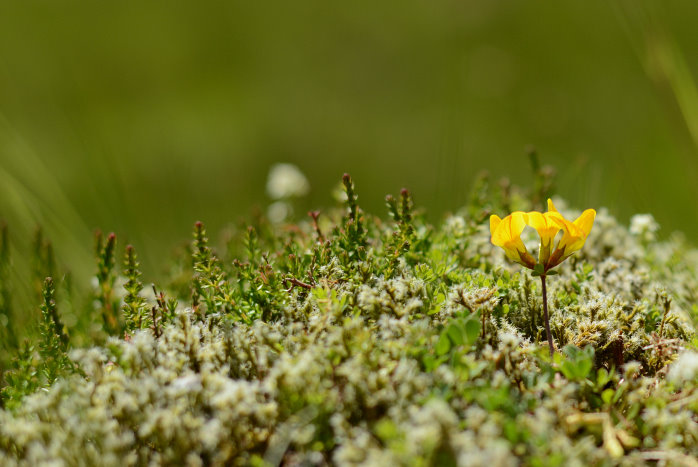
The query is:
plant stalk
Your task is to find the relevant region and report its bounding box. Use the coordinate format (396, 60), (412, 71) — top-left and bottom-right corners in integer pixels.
(541, 274), (554, 357)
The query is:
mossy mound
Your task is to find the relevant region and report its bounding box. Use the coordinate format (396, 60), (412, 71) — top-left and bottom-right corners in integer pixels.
(1, 174), (697, 466)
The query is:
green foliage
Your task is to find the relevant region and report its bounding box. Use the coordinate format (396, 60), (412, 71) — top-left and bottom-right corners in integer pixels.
(337, 173), (367, 260)
(37, 277), (70, 384)
(0, 342), (40, 411)
(95, 231), (121, 336)
(557, 345), (595, 382)
(0, 173), (697, 464)
(121, 245), (149, 333)
(1, 278), (73, 410)
(192, 221), (238, 321)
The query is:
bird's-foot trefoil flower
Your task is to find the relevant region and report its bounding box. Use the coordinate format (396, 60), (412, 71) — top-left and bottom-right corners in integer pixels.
(489, 199), (596, 356)
(491, 199), (596, 274)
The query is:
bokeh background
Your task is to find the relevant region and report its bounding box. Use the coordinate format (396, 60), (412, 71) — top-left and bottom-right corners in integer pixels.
(1, 0), (698, 282)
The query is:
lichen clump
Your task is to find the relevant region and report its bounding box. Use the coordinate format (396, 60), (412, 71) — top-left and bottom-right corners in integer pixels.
(1, 174), (698, 466)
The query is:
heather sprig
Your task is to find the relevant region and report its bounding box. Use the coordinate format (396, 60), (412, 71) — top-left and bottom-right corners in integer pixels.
(95, 231), (121, 336)
(192, 221), (239, 321)
(37, 277), (70, 384)
(121, 245), (148, 333)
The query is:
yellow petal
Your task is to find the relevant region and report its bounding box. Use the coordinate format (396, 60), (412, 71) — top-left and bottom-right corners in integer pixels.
(504, 239), (536, 268)
(527, 212), (559, 240)
(490, 212), (535, 268)
(573, 209), (596, 238)
(548, 217), (587, 266)
(531, 202), (596, 270)
(526, 211), (545, 230)
(547, 211), (575, 234)
(492, 212), (527, 248)
(490, 215), (502, 237)
(528, 211), (562, 264)
(509, 211), (528, 237)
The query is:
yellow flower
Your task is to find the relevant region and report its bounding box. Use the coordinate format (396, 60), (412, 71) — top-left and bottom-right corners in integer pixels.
(545, 199), (596, 268)
(489, 211), (536, 269)
(490, 199), (595, 273)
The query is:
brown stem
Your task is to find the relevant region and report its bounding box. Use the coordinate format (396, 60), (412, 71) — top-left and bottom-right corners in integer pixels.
(308, 211), (324, 242)
(284, 277), (314, 293)
(541, 275), (554, 357)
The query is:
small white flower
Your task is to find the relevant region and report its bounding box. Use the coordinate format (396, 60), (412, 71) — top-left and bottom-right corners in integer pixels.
(668, 351), (698, 385)
(170, 374), (203, 393)
(630, 214), (659, 241)
(266, 163), (310, 200)
(267, 201), (291, 224)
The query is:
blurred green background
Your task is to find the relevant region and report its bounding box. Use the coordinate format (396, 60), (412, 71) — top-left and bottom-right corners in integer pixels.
(1, 0), (697, 282)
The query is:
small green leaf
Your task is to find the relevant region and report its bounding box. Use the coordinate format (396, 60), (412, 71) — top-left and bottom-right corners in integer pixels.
(375, 419), (399, 442)
(560, 361), (576, 381)
(560, 345), (594, 381)
(446, 323), (464, 346)
(576, 359), (593, 380)
(601, 388), (615, 405)
(612, 385), (625, 404)
(422, 354), (437, 371)
(423, 354), (448, 372)
(464, 318), (481, 346)
(597, 368), (610, 387)
(435, 332), (451, 356)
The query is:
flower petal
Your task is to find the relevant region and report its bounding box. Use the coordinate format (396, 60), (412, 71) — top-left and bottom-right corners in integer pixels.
(528, 211), (562, 264)
(527, 212), (559, 239)
(508, 211), (528, 238)
(573, 209), (596, 238)
(490, 212), (535, 268)
(492, 211), (527, 248)
(490, 215), (502, 237)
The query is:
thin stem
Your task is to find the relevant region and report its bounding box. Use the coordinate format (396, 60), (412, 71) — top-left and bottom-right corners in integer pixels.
(658, 293), (671, 339)
(541, 275), (554, 357)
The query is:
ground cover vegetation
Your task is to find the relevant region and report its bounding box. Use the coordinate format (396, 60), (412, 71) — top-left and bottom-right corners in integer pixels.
(0, 162), (697, 466)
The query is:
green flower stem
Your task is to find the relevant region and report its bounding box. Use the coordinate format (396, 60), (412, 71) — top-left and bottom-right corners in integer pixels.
(541, 274), (554, 357)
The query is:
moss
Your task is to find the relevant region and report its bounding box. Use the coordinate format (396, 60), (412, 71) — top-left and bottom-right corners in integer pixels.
(0, 173), (697, 465)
